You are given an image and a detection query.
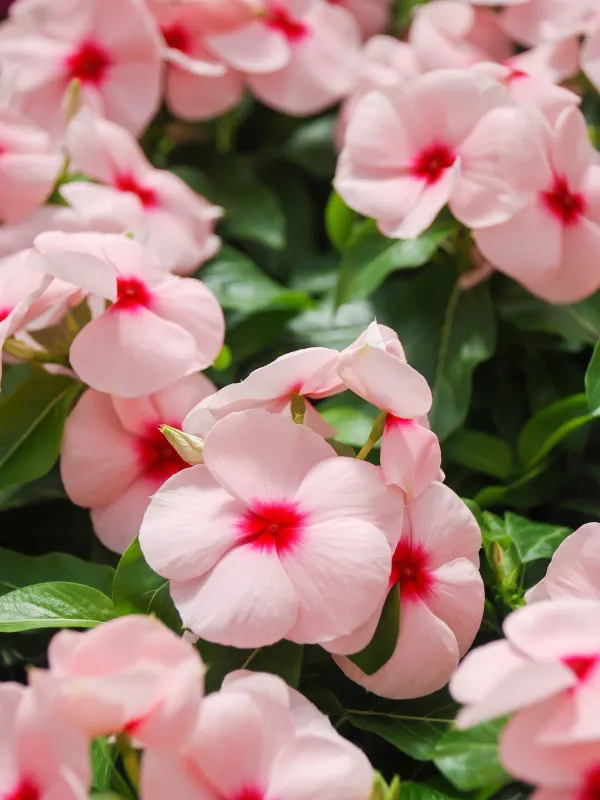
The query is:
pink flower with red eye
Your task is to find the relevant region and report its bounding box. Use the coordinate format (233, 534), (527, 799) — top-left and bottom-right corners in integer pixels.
(531, 761), (600, 800)
(526, 523), (600, 603)
(141, 670), (373, 800)
(335, 69), (524, 239)
(0, 0), (162, 136)
(184, 346), (344, 440)
(148, 1), (244, 123)
(61, 109), (222, 274)
(380, 415), (442, 498)
(327, 0), (391, 39)
(327, 481), (483, 699)
(34, 615), (204, 750)
(0, 108), (63, 225)
(474, 106), (600, 303)
(0, 680), (89, 800)
(60, 373), (215, 554)
(31, 231), (225, 397)
(205, 0), (361, 116)
(139, 408), (404, 649)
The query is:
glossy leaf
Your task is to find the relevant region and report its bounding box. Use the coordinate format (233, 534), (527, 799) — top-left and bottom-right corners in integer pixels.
(0, 547), (114, 597)
(585, 340), (600, 414)
(505, 512), (571, 563)
(325, 190), (356, 251)
(432, 720), (509, 791)
(197, 639), (303, 692)
(348, 584), (400, 675)
(0, 582), (116, 632)
(400, 784), (458, 800)
(517, 394), (593, 468)
(444, 429), (514, 480)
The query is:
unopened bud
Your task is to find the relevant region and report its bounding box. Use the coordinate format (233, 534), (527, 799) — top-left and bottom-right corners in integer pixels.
(290, 393), (306, 425)
(160, 425), (204, 466)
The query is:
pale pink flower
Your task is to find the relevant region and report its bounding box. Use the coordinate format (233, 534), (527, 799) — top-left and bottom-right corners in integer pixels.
(32, 231), (225, 397)
(527, 523), (600, 603)
(450, 600), (600, 771)
(581, 17), (600, 92)
(329, 481), (483, 699)
(62, 109), (222, 274)
(139, 408), (404, 648)
(380, 415), (442, 498)
(502, 0), (599, 45)
(61, 373), (215, 554)
(34, 615), (204, 749)
(0, 205), (106, 259)
(185, 347), (343, 439)
(206, 0), (361, 116)
(149, 1), (244, 122)
(410, 1), (513, 72)
(0, 0), (162, 136)
(0, 107), (63, 224)
(510, 39), (581, 84)
(474, 106), (600, 303)
(0, 681), (90, 800)
(335, 69), (524, 239)
(141, 670), (373, 800)
(328, 0), (391, 39)
(150, 0), (254, 35)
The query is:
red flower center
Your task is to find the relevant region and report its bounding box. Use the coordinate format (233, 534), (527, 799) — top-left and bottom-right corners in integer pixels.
(237, 502), (305, 553)
(231, 790), (265, 800)
(541, 175), (585, 226)
(161, 22), (190, 53)
(136, 423), (188, 483)
(412, 142), (456, 185)
(264, 3), (309, 42)
(580, 763), (600, 800)
(114, 172), (158, 209)
(390, 539), (434, 602)
(564, 654), (599, 683)
(5, 778), (40, 800)
(0, 306), (12, 323)
(65, 39), (111, 85)
(114, 277), (153, 312)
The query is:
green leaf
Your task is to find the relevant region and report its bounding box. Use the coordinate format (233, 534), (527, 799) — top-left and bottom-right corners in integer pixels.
(0, 582), (116, 632)
(282, 115), (337, 177)
(400, 784), (458, 800)
(0, 373), (80, 491)
(336, 219), (455, 306)
(348, 585), (400, 675)
(173, 160), (285, 249)
(197, 639), (303, 692)
(288, 296), (374, 350)
(0, 548), (114, 597)
(91, 739), (134, 798)
(505, 512), (571, 563)
(444, 429), (514, 480)
(319, 394), (379, 448)
(585, 341), (600, 414)
(326, 191), (357, 251)
(0, 468), (66, 511)
(112, 538), (182, 632)
(517, 394), (593, 468)
(212, 344), (232, 371)
(201, 245), (311, 315)
(432, 720), (509, 792)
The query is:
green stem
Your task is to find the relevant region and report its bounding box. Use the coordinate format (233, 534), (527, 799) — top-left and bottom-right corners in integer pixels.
(116, 733), (140, 793)
(356, 412), (386, 460)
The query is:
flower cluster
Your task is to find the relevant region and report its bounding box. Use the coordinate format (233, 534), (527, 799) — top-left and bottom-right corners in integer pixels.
(451, 522), (600, 799)
(0, 615), (373, 799)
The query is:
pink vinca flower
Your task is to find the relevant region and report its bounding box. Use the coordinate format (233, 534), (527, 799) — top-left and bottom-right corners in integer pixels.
(142, 670), (373, 800)
(34, 615), (204, 749)
(149, 1), (244, 122)
(0, 205), (107, 260)
(0, 680), (89, 800)
(0, 0), (162, 136)
(338, 322), (441, 494)
(184, 346), (343, 439)
(410, 1), (513, 72)
(0, 107), (63, 224)
(328, 0), (392, 39)
(61, 373), (215, 554)
(335, 69), (524, 239)
(474, 106), (600, 303)
(527, 523), (600, 603)
(450, 599), (600, 786)
(62, 109), (222, 274)
(206, 0), (361, 115)
(139, 408), (404, 648)
(32, 232), (225, 397)
(329, 482), (483, 699)
(150, 0), (254, 36)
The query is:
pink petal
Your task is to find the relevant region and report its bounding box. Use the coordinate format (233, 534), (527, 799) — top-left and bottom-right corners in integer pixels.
(166, 65), (244, 122)
(450, 639), (528, 704)
(91, 475), (158, 554)
(543, 523), (600, 601)
(141, 750), (216, 800)
(426, 558), (485, 655)
(139, 465), (244, 582)
(552, 108), (593, 189)
(206, 21), (290, 73)
(170, 545), (298, 647)
(202, 409), (335, 505)
(101, 62), (162, 138)
(380, 417), (441, 498)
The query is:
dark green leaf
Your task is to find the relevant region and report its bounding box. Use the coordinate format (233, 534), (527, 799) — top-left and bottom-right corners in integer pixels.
(336, 219), (455, 306)
(91, 739), (133, 798)
(282, 115), (337, 177)
(201, 245), (311, 315)
(112, 538), (182, 632)
(432, 720), (509, 791)
(505, 512), (571, 563)
(0, 548), (114, 597)
(0, 373), (80, 491)
(444, 429), (514, 480)
(400, 784), (459, 800)
(0, 468), (66, 511)
(197, 639), (303, 692)
(348, 585), (400, 675)
(319, 394), (378, 448)
(0, 582), (116, 632)
(585, 341), (600, 414)
(173, 160), (285, 249)
(326, 191), (357, 251)
(517, 394), (593, 468)
(288, 296), (374, 350)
